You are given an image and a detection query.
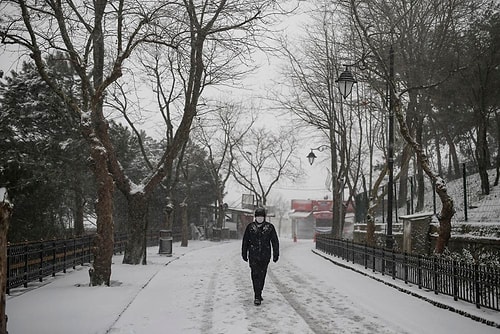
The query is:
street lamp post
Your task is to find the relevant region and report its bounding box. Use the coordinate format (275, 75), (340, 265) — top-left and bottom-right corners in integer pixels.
(336, 66), (356, 237)
(306, 66), (356, 238)
(386, 45), (395, 250)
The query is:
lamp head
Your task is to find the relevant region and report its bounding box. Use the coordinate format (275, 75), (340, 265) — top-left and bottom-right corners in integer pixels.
(307, 151), (317, 165)
(336, 66), (357, 99)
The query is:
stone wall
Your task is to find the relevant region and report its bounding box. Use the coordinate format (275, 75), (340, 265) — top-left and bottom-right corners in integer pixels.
(353, 220), (500, 259)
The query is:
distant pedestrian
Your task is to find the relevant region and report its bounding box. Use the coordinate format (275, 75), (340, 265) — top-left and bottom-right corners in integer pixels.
(241, 207), (279, 306)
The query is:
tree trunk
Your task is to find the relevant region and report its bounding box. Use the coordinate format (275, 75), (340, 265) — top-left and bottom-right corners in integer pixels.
(394, 101), (455, 254)
(123, 193), (149, 265)
(164, 196), (174, 230)
(495, 112), (500, 186)
(444, 131), (460, 179)
(329, 125), (342, 238)
(90, 150), (115, 286)
(476, 115), (490, 195)
(364, 169), (386, 246)
(362, 175), (375, 246)
(217, 192), (224, 229)
(397, 144), (413, 208)
(415, 118), (425, 212)
(365, 211), (376, 246)
(433, 179), (454, 254)
(88, 0), (115, 285)
(0, 191), (13, 334)
(433, 126), (443, 177)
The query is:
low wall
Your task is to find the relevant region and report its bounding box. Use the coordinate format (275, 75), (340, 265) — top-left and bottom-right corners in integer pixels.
(354, 221), (500, 259)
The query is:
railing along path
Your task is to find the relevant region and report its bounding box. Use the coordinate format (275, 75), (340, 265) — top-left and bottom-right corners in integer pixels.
(6, 231), (160, 293)
(316, 234), (500, 311)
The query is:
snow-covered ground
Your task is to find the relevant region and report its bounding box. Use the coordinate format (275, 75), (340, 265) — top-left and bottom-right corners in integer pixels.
(6, 238), (499, 334)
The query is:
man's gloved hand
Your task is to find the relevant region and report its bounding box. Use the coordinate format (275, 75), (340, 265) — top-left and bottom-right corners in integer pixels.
(242, 255), (248, 262)
(273, 255), (279, 263)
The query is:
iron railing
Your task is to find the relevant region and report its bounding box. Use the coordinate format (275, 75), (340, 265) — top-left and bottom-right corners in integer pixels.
(6, 230), (161, 293)
(315, 234), (500, 311)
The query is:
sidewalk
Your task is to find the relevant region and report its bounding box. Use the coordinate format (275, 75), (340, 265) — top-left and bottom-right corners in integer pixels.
(312, 248), (500, 329)
(6, 241), (214, 334)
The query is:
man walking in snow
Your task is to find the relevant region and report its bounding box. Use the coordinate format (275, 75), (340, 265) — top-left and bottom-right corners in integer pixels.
(241, 207), (279, 306)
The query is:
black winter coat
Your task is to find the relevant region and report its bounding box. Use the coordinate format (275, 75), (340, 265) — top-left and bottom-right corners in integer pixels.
(241, 221), (279, 263)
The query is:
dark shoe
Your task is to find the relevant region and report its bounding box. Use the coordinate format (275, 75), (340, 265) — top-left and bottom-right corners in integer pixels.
(254, 298), (261, 306)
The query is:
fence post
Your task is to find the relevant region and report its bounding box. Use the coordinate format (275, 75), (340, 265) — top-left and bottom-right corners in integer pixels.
(417, 254), (422, 289)
(6, 245), (10, 295)
(52, 240), (56, 277)
(452, 260), (458, 301)
(23, 243), (28, 288)
(38, 242), (44, 283)
(433, 256), (438, 295)
(63, 241), (67, 274)
(372, 246), (376, 273)
(391, 248), (396, 280)
(352, 241), (356, 264)
(403, 252), (408, 284)
(72, 238), (76, 269)
(364, 242), (367, 269)
(474, 263), (481, 309)
(381, 248), (385, 276)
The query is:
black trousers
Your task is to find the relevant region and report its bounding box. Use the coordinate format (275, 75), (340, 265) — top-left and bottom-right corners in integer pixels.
(250, 260), (269, 299)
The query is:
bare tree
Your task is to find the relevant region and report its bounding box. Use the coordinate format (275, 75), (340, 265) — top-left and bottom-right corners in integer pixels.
(192, 101), (254, 229)
(232, 127), (302, 207)
(276, 4), (366, 237)
(107, 0), (292, 264)
(348, 0), (463, 253)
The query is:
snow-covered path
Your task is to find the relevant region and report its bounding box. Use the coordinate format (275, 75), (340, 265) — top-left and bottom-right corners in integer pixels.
(108, 241), (404, 334)
(6, 239), (499, 333)
(107, 239), (497, 334)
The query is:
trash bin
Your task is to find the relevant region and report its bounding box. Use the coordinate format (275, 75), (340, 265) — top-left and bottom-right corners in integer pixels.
(159, 230), (173, 256)
(212, 227), (221, 241)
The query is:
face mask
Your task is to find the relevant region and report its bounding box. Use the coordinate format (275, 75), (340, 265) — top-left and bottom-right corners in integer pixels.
(255, 216), (265, 224)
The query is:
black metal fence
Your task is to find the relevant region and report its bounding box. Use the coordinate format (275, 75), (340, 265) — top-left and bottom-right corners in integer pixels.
(315, 234), (500, 311)
(6, 231), (161, 293)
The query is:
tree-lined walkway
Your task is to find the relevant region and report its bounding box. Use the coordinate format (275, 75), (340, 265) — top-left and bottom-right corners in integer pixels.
(6, 239), (499, 333)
